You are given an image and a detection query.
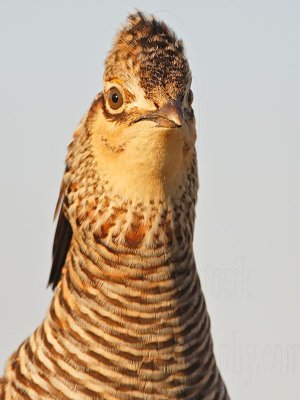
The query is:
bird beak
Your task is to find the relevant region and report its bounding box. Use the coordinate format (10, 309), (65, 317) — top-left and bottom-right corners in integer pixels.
(155, 100), (184, 128)
(136, 99), (184, 128)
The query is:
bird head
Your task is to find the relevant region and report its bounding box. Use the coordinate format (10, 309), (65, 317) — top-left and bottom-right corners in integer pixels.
(88, 11), (197, 201)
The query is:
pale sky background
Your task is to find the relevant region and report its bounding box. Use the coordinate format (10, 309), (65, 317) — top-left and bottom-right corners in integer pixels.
(0, 1), (299, 399)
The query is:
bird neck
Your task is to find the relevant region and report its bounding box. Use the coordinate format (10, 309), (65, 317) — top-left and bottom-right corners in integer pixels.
(67, 188), (197, 272)
(47, 123), (222, 396)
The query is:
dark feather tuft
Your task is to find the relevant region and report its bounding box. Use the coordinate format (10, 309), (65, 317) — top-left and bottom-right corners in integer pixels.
(48, 199), (72, 290)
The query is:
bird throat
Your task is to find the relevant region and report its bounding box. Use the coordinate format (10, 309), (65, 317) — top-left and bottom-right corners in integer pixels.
(64, 116), (198, 264)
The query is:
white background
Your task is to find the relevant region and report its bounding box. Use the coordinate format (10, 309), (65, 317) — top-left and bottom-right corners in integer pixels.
(0, 1), (299, 398)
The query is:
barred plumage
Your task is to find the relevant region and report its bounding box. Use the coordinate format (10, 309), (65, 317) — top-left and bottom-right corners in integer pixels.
(1, 11), (230, 400)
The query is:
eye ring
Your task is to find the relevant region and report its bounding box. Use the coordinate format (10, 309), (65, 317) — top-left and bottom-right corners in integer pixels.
(107, 87), (124, 110)
(187, 89), (194, 106)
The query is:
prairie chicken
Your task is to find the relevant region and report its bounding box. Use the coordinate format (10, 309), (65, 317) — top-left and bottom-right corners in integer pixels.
(1, 11), (230, 400)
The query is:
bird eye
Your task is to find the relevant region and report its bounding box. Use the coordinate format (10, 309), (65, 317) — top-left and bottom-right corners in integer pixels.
(187, 89), (194, 106)
(107, 87), (124, 110)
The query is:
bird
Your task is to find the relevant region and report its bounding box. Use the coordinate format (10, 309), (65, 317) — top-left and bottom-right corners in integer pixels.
(0, 11), (230, 400)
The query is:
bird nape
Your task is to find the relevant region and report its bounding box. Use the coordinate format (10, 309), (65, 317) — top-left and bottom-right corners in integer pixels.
(1, 11), (230, 400)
